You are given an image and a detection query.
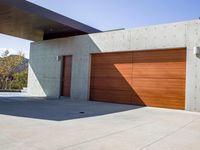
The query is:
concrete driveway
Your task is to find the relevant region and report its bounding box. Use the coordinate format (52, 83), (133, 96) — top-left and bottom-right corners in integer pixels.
(0, 95), (200, 150)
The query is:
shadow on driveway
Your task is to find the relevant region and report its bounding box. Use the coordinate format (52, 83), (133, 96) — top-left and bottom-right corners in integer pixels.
(0, 95), (142, 121)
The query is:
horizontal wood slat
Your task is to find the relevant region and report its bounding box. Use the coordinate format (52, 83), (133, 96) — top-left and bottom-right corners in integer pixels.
(90, 89), (133, 104)
(90, 77), (132, 91)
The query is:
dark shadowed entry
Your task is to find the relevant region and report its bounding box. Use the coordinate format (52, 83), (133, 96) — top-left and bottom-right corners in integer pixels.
(61, 56), (72, 97)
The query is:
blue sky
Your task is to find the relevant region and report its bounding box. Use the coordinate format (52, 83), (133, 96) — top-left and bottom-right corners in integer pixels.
(1, 0), (200, 58)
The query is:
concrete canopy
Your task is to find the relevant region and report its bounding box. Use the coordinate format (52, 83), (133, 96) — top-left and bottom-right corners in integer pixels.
(0, 0), (101, 41)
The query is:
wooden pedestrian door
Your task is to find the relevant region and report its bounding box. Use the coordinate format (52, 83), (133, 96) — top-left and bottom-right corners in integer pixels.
(90, 48), (186, 110)
(61, 56), (72, 97)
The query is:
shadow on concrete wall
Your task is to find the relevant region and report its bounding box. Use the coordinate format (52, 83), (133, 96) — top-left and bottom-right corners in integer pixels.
(28, 35), (106, 98)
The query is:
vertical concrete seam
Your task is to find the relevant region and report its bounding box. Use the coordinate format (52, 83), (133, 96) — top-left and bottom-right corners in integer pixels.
(184, 23), (189, 110)
(87, 54), (92, 101)
(129, 29), (131, 50)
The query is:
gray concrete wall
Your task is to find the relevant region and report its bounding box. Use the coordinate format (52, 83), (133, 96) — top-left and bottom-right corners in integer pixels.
(28, 20), (200, 112)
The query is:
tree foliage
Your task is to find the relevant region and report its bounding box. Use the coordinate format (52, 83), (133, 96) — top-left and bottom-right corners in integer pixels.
(12, 69), (28, 89)
(0, 50), (28, 90)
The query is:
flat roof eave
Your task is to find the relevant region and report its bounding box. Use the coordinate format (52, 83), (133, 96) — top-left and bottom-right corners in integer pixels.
(0, 0), (101, 41)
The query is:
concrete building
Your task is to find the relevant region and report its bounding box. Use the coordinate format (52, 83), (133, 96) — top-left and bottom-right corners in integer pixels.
(28, 20), (200, 112)
(1, 1), (200, 112)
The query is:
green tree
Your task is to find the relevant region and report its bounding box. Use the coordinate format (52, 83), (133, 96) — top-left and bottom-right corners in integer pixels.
(12, 69), (28, 89)
(0, 50), (27, 89)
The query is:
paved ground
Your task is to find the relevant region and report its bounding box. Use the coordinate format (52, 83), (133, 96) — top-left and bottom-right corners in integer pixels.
(0, 93), (200, 150)
(0, 92), (30, 97)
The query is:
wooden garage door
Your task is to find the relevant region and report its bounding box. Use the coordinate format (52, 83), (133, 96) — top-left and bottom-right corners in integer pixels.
(61, 56), (72, 97)
(90, 48), (186, 110)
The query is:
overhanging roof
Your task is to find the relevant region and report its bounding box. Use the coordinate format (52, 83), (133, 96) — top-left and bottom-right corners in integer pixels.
(0, 0), (101, 41)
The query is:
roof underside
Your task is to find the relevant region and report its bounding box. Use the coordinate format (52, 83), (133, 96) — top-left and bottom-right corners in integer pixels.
(0, 0), (101, 41)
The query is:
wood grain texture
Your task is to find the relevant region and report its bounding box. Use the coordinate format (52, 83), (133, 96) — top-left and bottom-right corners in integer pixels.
(90, 48), (186, 110)
(61, 56), (72, 97)
(90, 52), (134, 104)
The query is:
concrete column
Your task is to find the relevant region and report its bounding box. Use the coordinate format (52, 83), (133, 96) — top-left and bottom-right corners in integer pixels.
(71, 54), (91, 101)
(185, 21), (200, 111)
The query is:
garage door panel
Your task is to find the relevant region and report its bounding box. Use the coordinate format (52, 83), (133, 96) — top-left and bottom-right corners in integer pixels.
(91, 53), (133, 78)
(92, 52), (132, 64)
(132, 79), (185, 91)
(132, 62), (186, 79)
(132, 79), (185, 100)
(132, 95), (146, 106)
(90, 77), (132, 91)
(91, 67), (132, 78)
(141, 99), (185, 109)
(135, 94), (185, 103)
(90, 89), (133, 104)
(134, 93), (185, 101)
(132, 49), (186, 63)
(90, 49), (186, 110)
(141, 100), (185, 110)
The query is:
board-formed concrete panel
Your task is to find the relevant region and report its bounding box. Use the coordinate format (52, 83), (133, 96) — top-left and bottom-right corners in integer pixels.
(129, 23), (186, 50)
(28, 20), (200, 111)
(185, 21), (200, 111)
